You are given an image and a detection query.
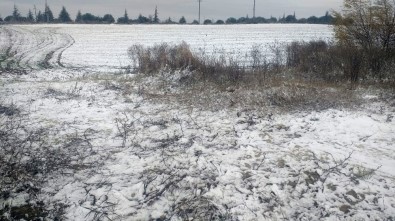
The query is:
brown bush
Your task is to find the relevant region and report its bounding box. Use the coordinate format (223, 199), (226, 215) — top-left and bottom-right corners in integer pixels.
(286, 41), (338, 78)
(128, 42), (248, 86)
(128, 42), (200, 74)
(284, 39), (395, 84)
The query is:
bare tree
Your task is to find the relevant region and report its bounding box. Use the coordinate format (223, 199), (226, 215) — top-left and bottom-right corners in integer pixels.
(334, 0), (395, 80)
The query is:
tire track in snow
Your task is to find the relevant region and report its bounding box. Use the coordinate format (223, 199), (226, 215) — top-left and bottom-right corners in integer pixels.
(0, 26), (75, 70)
(0, 27), (22, 70)
(21, 28), (58, 69)
(20, 28), (55, 69)
(56, 33), (75, 68)
(0, 27), (13, 69)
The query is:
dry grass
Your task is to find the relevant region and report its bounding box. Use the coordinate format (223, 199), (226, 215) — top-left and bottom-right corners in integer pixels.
(130, 72), (359, 113)
(123, 41), (395, 112)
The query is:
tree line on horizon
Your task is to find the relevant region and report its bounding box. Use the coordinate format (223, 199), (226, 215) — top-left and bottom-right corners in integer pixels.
(0, 4), (334, 25)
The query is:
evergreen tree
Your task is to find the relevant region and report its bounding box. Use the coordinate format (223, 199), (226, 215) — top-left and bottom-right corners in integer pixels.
(44, 4), (54, 22)
(80, 13), (100, 23)
(36, 10), (45, 23)
(137, 14), (149, 23)
(117, 17), (126, 24)
(318, 11), (333, 24)
(27, 9), (34, 22)
(226, 17), (237, 24)
(179, 16), (186, 24)
(268, 16), (277, 23)
(297, 18), (307, 23)
(12, 4), (21, 21)
(203, 19), (212, 25)
(124, 10), (129, 21)
(237, 17), (248, 23)
(279, 13), (286, 23)
(58, 6), (72, 23)
(118, 9), (129, 24)
(117, 9), (129, 24)
(75, 10), (82, 23)
(4, 16), (13, 22)
(137, 14), (143, 23)
(153, 6), (159, 23)
(307, 16), (318, 24)
(285, 14), (297, 23)
(0, 16), (3, 22)
(123, 10), (129, 23)
(164, 17), (173, 24)
(103, 14), (115, 23)
(254, 16), (267, 23)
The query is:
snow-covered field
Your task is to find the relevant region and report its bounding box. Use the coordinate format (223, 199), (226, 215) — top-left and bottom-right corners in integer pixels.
(0, 24), (394, 220)
(1, 24), (333, 71)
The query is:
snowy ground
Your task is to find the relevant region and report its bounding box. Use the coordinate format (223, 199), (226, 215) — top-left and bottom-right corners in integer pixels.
(0, 25), (394, 220)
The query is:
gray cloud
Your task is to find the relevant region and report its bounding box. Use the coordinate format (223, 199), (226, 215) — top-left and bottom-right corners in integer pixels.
(0, 0), (342, 21)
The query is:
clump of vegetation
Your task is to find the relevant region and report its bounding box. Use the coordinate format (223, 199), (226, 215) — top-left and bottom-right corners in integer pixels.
(286, 40), (340, 80)
(128, 42), (199, 74)
(128, 42), (248, 86)
(0, 103), (97, 220)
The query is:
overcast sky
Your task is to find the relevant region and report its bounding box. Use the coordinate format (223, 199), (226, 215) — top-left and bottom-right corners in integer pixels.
(0, 0), (343, 21)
